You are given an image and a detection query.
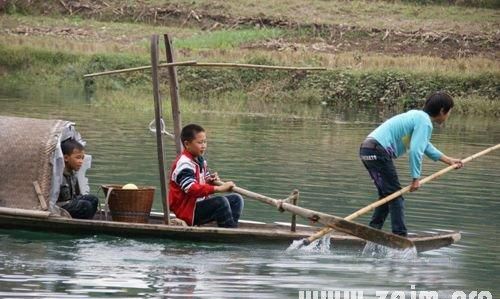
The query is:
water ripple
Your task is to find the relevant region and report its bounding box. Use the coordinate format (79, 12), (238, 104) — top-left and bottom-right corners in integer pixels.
(1, 92), (499, 297)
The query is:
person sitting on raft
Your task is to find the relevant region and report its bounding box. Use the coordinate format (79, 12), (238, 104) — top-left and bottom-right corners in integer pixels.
(168, 124), (244, 228)
(57, 139), (98, 219)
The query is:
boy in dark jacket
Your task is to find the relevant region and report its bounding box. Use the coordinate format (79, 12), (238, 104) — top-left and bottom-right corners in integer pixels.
(57, 139), (98, 219)
(168, 124), (243, 228)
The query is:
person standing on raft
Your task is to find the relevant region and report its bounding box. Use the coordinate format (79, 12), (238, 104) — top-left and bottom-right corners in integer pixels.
(359, 91), (463, 236)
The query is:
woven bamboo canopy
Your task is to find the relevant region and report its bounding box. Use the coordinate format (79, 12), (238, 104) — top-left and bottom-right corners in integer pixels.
(0, 116), (75, 211)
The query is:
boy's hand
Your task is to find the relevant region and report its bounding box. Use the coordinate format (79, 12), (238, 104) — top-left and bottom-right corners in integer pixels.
(214, 181), (235, 193)
(447, 157), (464, 169)
(410, 179), (420, 192)
(441, 155), (464, 169)
(206, 172), (219, 184)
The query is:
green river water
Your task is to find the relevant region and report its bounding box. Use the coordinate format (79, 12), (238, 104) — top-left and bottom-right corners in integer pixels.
(0, 87), (499, 298)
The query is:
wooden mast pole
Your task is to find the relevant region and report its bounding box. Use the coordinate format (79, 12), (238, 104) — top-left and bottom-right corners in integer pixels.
(151, 35), (171, 225)
(164, 34), (183, 155)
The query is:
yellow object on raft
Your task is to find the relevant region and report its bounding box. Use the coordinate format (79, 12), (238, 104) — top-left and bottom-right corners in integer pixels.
(122, 183), (138, 190)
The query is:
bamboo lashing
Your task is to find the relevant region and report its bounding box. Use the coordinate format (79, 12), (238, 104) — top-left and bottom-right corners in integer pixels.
(301, 143), (500, 247)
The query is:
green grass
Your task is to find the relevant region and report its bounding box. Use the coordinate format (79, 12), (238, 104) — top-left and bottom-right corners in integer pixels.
(454, 95), (500, 116)
(0, 14), (286, 53)
(2, 13), (498, 75)
(2, 32), (498, 77)
(174, 28), (283, 50)
(399, 0), (499, 9)
(0, 10), (498, 117)
(140, 0), (500, 33)
(1, 44), (498, 114)
(4, 0), (499, 34)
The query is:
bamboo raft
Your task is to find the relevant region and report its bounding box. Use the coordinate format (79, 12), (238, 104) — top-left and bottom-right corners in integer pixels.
(0, 207), (460, 252)
(0, 111), (467, 253)
(4, 35), (497, 253)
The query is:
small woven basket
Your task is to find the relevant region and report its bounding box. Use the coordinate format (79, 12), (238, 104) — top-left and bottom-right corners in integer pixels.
(101, 185), (155, 223)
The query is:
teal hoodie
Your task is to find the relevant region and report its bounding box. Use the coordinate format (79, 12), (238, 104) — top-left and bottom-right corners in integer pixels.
(368, 110), (443, 179)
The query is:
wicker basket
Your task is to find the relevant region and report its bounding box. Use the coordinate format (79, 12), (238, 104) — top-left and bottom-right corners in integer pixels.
(102, 185), (155, 223)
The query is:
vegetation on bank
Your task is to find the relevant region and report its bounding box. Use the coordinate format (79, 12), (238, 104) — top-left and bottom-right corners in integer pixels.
(3, 1), (498, 60)
(0, 1), (498, 116)
(3, 0), (499, 33)
(1, 44), (498, 116)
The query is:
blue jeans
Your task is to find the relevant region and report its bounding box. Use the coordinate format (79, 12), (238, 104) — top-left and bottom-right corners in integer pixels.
(61, 194), (99, 219)
(359, 145), (407, 236)
(193, 194), (244, 228)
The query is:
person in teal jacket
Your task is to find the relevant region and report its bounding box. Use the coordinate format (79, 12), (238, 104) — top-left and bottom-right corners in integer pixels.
(359, 91), (463, 236)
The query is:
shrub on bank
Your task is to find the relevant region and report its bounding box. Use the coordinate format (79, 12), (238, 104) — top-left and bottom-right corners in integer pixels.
(0, 46), (498, 115)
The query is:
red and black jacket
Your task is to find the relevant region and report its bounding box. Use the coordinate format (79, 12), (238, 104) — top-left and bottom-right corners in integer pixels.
(168, 150), (215, 225)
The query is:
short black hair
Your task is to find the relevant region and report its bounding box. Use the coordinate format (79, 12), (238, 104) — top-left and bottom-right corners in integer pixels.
(423, 91), (454, 117)
(61, 139), (85, 156)
(180, 124), (205, 144)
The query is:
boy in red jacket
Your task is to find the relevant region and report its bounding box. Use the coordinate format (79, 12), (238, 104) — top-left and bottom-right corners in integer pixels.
(168, 124), (244, 227)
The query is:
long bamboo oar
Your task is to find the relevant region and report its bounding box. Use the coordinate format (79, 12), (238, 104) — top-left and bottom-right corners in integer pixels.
(300, 143), (500, 247)
(216, 182), (414, 249)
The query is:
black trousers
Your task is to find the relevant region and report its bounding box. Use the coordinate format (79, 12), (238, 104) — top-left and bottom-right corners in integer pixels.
(61, 195), (99, 219)
(359, 146), (407, 236)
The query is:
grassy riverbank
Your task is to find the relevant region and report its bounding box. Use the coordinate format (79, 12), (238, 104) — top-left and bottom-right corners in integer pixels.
(0, 1), (499, 116)
(1, 43), (497, 116)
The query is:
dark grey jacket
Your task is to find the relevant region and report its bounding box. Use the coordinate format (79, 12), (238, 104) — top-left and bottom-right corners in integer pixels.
(57, 169), (81, 204)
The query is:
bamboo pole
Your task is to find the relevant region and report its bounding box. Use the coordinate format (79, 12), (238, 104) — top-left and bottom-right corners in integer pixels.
(83, 61), (197, 78)
(33, 181), (48, 211)
(150, 35), (170, 225)
(164, 34), (183, 155)
(83, 61), (326, 78)
(216, 182), (414, 249)
(301, 143), (500, 246)
(290, 189), (298, 232)
(0, 207), (51, 218)
(193, 63), (327, 71)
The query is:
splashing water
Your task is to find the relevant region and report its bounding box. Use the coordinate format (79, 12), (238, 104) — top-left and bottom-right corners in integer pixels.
(286, 235), (331, 253)
(362, 241), (418, 259)
(286, 236), (417, 258)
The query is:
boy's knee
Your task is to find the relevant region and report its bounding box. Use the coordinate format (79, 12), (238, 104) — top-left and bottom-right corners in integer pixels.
(219, 197), (230, 209)
(390, 197), (405, 209)
(235, 195), (244, 211)
(88, 195), (99, 209)
(81, 195), (99, 211)
(211, 196), (230, 210)
(227, 193), (243, 205)
(235, 194), (244, 202)
(80, 198), (98, 218)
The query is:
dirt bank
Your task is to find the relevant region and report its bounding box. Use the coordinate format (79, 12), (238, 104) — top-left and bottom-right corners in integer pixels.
(1, 0), (498, 59)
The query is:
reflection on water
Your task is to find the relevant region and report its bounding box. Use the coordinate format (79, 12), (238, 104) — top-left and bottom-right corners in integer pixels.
(0, 231), (470, 298)
(0, 88), (499, 297)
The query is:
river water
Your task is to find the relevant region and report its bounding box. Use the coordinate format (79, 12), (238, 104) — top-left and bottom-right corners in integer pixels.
(0, 88), (499, 298)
